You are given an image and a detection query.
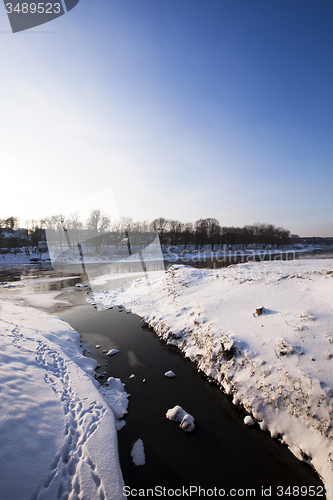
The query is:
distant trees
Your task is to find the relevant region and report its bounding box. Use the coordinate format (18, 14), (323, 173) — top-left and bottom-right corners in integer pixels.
(159, 219), (290, 249)
(0, 211), (292, 256)
(151, 218), (169, 245)
(87, 210), (111, 235)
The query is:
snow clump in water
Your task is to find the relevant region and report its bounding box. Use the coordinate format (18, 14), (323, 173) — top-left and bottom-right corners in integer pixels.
(166, 405), (195, 432)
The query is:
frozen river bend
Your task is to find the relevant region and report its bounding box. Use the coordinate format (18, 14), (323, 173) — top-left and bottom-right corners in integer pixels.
(90, 259), (333, 493)
(0, 300), (125, 500)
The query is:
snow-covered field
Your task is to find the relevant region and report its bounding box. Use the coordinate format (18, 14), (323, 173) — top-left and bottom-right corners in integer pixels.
(0, 252), (51, 264)
(0, 300), (126, 500)
(89, 259), (333, 491)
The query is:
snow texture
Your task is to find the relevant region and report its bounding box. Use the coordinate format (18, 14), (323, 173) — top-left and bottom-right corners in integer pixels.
(166, 405), (195, 432)
(90, 259), (333, 490)
(99, 377), (129, 425)
(0, 300), (125, 500)
(131, 439), (145, 466)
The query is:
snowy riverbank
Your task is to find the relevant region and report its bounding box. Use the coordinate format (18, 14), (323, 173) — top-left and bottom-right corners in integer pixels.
(0, 243), (324, 266)
(0, 300), (126, 500)
(89, 259), (333, 492)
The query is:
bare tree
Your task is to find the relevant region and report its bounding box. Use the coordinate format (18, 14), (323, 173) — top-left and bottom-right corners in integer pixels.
(86, 209), (111, 252)
(67, 212), (83, 231)
(86, 209), (111, 234)
(151, 217), (169, 245)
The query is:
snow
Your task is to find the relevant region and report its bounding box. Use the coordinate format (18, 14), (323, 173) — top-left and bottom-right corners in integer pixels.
(89, 258), (333, 490)
(107, 349), (119, 356)
(0, 252), (51, 264)
(131, 439), (145, 466)
(0, 300), (125, 500)
(164, 370), (176, 377)
(99, 377), (129, 429)
(14, 291), (72, 312)
(166, 405), (195, 432)
(244, 415), (254, 426)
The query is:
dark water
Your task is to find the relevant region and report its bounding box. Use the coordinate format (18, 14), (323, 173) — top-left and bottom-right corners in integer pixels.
(0, 259), (329, 497)
(55, 293), (324, 496)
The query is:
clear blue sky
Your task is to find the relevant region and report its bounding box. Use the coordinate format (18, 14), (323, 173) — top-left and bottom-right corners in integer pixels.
(1, 0), (332, 236)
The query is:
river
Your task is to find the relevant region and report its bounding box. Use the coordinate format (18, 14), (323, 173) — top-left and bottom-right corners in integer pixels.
(1, 251), (331, 496)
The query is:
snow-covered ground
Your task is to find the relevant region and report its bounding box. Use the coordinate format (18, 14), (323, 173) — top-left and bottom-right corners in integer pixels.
(88, 259), (333, 491)
(0, 299), (126, 500)
(0, 252), (51, 264)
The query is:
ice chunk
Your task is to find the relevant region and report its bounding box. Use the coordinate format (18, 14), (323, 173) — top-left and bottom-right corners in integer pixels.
(244, 415), (254, 426)
(131, 439), (145, 466)
(166, 405), (195, 432)
(164, 370), (176, 378)
(107, 349), (119, 356)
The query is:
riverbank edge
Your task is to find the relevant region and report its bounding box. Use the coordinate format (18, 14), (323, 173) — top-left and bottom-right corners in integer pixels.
(88, 259), (333, 495)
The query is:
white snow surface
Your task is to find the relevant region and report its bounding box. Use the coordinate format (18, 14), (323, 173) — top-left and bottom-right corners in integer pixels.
(99, 377), (129, 429)
(166, 405), (195, 432)
(14, 291), (73, 312)
(244, 415), (255, 426)
(89, 259), (333, 489)
(131, 439), (145, 466)
(0, 300), (125, 500)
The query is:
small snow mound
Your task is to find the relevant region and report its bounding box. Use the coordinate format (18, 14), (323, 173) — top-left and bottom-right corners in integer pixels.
(129, 374), (135, 379)
(244, 415), (254, 426)
(259, 420), (268, 431)
(99, 377), (129, 420)
(96, 345), (101, 349)
(116, 420), (126, 431)
(131, 439), (145, 466)
(166, 405), (195, 432)
(277, 339), (293, 356)
(164, 370), (176, 378)
(107, 349), (119, 356)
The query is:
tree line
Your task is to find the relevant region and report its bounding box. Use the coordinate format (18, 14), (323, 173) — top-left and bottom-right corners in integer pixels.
(150, 217), (291, 249)
(0, 212), (293, 254)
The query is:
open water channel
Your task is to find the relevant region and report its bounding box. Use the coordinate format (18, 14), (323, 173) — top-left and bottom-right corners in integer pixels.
(1, 250), (331, 497)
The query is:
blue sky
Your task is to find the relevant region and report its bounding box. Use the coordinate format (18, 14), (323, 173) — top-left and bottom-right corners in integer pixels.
(1, 0), (332, 236)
